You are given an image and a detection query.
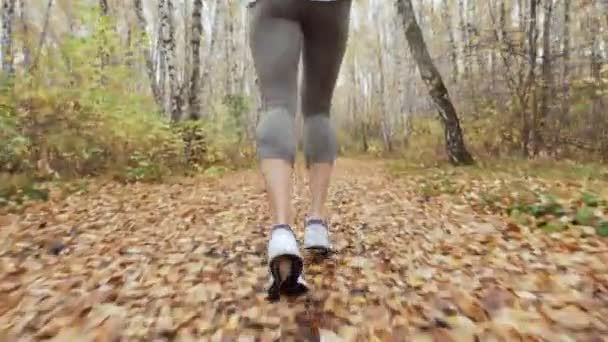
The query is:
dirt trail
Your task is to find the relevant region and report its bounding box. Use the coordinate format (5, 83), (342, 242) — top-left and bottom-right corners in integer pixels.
(1, 158), (607, 341)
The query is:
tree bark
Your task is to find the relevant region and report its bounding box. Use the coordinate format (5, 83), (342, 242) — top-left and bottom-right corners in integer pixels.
(30, 0), (53, 72)
(1, 0), (16, 78)
(467, 0), (480, 74)
(601, 0), (608, 27)
(188, 0), (203, 119)
(224, 1), (238, 95)
(133, 0), (162, 109)
(396, 0), (474, 165)
(98, 0), (110, 84)
(18, 0), (30, 68)
(159, 0), (182, 121)
(588, 5), (603, 140)
(201, 2), (221, 107)
(534, 0), (553, 155)
(374, 18), (392, 152)
(442, 0), (458, 83)
(559, 0), (570, 136)
(458, 0), (469, 80)
(522, 0), (538, 157)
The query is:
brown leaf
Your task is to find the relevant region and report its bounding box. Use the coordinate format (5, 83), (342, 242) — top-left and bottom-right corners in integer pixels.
(319, 329), (343, 342)
(451, 289), (489, 322)
(49, 327), (93, 342)
(155, 305), (175, 337)
(485, 324), (523, 341)
(175, 329), (198, 342)
(385, 297), (405, 312)
(337, 326), (359, 340)
(430, 328), (456, 342)
(3, 159), (608, 340)
(543, 305), (591, 331)
(480, 287), (517, 313)
(409, 332), (434, 342)
(92, 316), (123, 342)
(505, 222), (522, 233)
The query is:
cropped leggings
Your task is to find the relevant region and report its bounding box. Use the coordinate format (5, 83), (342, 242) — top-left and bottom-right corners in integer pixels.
(247, 0), (352, 166)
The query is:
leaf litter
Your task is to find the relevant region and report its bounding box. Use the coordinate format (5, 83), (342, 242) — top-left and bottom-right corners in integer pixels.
(1, 159), (607, 341)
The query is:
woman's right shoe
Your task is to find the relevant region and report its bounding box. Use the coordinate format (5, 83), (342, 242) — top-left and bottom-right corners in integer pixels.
(266, 224), (308, 301)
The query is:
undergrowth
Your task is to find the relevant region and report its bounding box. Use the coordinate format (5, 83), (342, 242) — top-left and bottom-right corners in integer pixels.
(0, 4), (257, 207)
(0, 87), (254, 205)
(387, 158), (608, 236)
(0, 87), (254, 207)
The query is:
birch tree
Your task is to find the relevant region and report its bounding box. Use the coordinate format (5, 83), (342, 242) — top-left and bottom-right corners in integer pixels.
(133, 0), (162, 107)
(2, 0), (606, 159)
(188, 0), (203, 120)
(396, 0), (474, 165)
(1, 0), (16, 78)
(159, 0), (181, 121)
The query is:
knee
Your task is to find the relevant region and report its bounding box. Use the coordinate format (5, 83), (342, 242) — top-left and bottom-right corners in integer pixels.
(303, 115), (337, 165)
(256, 108), (296, 164)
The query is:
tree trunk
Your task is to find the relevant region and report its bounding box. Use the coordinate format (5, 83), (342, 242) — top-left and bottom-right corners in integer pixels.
(375, 21), (392, 152)
(352, 57), (368, 152)
(155, 24), (166, 107)
(533, 0), (553, 155)
(559, 0), (570, 140)
(1, 0), (16, 79)
(458, 0), (469, 80)
(224, 1), (238, 95)
(396, 0), (474, 165)
(442, 0), (458, 83)
(391, 8), (409, 146)
(601, 0), (608, 27)
(188, 0), (203, 120)
(181, 0), (191, 94)
(466, 0), (481, 114)
(522, 0), (538, 157)
(30, 0), (53, 72)
(467, 0), (480, 74)
(98, 0), (108, 15)
(160, 0), (182, 121)
(18, 0), (30, 68)
(589, 7), (603, 141)
(201, 1), (221, 108)
(133, 0), (162, 109)
(516, 0), (526, 87)
(489, 0), (497, 90)
(98, 0), (110, 85)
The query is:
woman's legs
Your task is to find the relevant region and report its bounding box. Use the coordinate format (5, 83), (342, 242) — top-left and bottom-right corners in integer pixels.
(248, 0), (307, 299)
(300, 0), (352, 250)
(249, 0), (301, 227)
(248, 0), (352, 297)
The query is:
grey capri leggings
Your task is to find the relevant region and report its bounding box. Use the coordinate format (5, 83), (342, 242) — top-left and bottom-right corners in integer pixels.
(247, 0), (352, 166)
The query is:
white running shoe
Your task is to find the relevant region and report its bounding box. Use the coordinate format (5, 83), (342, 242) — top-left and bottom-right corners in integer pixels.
(303, 218), (332, 254)
(266, 224), (308, 300)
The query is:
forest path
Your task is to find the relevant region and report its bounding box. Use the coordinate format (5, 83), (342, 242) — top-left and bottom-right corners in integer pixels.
(1, 158), (608, 341)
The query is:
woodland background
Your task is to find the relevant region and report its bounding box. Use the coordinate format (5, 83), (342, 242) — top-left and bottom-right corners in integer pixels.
(2, 1), (608, 339)
(1, 0), (607, 187)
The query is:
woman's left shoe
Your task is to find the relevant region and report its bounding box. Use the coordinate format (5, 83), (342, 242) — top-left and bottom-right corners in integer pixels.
(266, 224), (309, 301)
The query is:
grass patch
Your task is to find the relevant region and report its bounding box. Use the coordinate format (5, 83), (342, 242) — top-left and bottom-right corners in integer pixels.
(0, 173), (49, 208)
(387, 158), (608, 236)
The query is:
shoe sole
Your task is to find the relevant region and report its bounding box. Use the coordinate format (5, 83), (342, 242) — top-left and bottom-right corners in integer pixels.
(267, 254), (308, 301)
(304, 245), (332, 256)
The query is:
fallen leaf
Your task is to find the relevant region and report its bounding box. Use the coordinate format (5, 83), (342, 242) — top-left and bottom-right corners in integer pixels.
(320, 329), (343, 342)
(1, 159), (607, 341)
(451, 289), (489, 322)
(543, 305), (591, 331)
